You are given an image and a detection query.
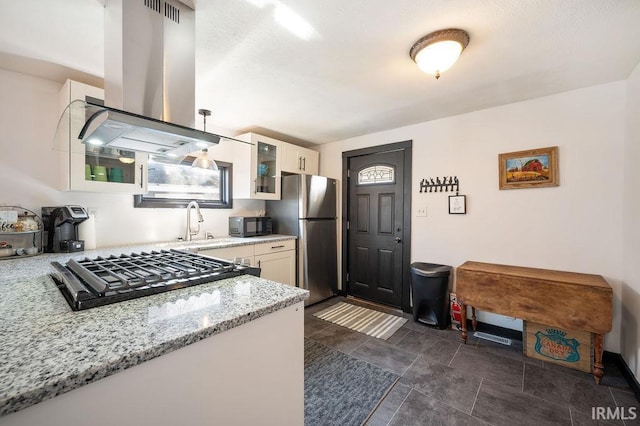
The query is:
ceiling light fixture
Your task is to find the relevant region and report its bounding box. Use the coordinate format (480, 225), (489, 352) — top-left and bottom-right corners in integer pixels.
(410, 28), (469, 80)
(192, 109), (219, 172)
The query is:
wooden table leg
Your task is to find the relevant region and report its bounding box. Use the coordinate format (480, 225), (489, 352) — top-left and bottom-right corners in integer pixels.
(471, 307), (477, 331)
(460, 303), (468, 343)
(593, 333), (605, 384)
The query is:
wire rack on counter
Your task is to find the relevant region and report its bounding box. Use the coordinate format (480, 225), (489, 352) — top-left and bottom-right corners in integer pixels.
(0, 206), (43, 259)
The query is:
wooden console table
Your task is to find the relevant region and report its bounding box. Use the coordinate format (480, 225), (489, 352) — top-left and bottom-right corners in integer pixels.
(456, 261), (612, 384)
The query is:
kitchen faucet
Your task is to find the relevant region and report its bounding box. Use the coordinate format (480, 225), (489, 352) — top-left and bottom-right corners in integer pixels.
(185, 200), (204, 241)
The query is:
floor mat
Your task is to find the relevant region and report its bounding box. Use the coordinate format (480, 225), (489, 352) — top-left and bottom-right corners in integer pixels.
(304, 338), (398, 426)
(313, 302), (407, 340)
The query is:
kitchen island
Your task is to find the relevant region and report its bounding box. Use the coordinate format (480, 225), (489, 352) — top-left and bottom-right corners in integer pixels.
(0, 235), (307, 425)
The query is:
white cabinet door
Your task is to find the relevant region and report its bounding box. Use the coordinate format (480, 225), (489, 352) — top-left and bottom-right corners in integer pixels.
(255, 250), (296, 286)
(233, 133), (282, 200)
(300, 148), (319, 175)
(281, 143), (319, 175)
(58, 80), (148, 194)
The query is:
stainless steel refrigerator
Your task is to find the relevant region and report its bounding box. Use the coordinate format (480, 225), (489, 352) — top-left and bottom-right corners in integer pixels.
(266, 175), (338, 306)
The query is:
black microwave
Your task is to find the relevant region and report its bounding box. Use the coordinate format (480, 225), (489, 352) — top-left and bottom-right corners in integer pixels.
(229, 216), (273, 237)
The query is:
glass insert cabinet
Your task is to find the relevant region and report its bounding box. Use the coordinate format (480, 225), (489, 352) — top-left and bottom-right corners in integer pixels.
(56, 80), (147, 193)
(233, 133), (283, 200)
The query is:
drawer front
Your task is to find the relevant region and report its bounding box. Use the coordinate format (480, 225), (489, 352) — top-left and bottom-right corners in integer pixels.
(198, 245), (254, 262)
(254, 239), (295, 255)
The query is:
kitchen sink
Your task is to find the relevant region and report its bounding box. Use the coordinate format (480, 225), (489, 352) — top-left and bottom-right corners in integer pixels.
(171, 237), (243, 252)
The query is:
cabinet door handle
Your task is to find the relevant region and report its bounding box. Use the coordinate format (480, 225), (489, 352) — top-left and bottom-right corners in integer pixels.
(302, 157), (306, 171)
(139, 165), (144, 188)
(271, 245), (285, 249)
(298, 156), (302, 170)
(257, 260), (261, 268)
(253, 179), (257, 194)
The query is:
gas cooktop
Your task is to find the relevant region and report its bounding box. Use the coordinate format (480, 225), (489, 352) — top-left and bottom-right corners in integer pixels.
(50, 249), (261, 311)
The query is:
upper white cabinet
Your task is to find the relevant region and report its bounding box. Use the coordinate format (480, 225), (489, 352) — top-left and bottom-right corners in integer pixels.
(233, 133), (283, 200)
(281, 143), (319, 175)
(232, 133), (321, 199)
(57, 80), (148, 194)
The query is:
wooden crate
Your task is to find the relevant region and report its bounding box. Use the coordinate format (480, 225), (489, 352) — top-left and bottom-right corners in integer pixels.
(523, 321), (593, 372)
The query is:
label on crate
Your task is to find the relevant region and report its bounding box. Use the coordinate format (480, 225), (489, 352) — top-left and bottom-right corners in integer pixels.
(534, 328), (580, 362)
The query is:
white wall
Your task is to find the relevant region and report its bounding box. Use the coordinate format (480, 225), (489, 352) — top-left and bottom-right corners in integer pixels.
(0, 69), (264, 247)
(319, 82), (626, 354)
(623, 62), (640, 379)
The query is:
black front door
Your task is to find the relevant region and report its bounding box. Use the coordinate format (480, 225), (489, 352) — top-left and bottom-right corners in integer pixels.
(345, 145), (409, 309)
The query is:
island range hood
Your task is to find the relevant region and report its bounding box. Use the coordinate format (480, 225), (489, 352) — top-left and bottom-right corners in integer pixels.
(75, 100), (221, 157)
(65, 0), (238, 156)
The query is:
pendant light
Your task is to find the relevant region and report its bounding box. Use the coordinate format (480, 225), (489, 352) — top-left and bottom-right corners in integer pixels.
(410, 28), (469, 79)
(192, 109), (219, 171)
(118, 150), (136, 164)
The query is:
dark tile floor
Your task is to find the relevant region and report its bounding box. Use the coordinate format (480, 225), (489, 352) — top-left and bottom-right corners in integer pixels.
(304, 297), (640, 426)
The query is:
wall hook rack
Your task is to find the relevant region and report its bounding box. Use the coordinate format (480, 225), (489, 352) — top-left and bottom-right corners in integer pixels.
(419, 176), (459, 193)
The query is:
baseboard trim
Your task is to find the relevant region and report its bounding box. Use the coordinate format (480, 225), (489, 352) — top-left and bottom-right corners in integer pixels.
(605, 351), (640, 402)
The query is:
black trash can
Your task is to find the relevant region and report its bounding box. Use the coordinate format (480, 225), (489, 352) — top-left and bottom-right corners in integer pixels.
(410, 262), (452, 330)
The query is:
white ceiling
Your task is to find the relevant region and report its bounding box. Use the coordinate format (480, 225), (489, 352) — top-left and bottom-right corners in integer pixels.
(1, 0), (640, 145)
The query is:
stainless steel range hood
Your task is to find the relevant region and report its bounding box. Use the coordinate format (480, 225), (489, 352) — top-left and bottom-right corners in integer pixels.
(65, 0), (238, 155)
(76, 100), (221, 157)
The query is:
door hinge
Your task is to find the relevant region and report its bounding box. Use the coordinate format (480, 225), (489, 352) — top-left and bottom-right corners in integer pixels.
(347, 169), (350, 178)
(346, 272), (349, 282)
(346, 220), (350, 230)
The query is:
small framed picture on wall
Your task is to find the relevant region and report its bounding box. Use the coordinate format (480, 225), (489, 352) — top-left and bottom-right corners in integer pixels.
(448, 195), (466, 214)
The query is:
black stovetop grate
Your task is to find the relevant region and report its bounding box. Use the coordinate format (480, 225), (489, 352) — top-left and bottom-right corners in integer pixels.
(65, 250), (235, 294)
(50, 249), (261, 311)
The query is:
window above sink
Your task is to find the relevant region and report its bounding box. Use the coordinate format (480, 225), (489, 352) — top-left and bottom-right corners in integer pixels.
(134, 156), (233, 209)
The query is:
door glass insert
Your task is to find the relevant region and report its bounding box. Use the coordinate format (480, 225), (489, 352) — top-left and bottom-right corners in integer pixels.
(357, 165), (395, 185)
(256, 141), (277, 194)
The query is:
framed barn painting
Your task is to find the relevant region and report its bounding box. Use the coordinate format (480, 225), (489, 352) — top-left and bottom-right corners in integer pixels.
(498, 146), (559, 190)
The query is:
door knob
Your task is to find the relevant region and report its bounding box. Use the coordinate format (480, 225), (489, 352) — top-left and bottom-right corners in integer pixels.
(395, 237), (401, 243)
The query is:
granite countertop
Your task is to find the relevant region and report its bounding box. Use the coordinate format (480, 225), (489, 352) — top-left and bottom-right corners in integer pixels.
(157, 234), (297, 252)
(0, 235), (307, 418)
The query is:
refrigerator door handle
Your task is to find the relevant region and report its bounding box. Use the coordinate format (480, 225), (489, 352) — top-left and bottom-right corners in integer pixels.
(299, 174), (308, 218)
(299, 221), (308, 288)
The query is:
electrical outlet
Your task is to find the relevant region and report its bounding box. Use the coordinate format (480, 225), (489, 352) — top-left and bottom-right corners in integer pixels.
(88, 208), (98, 218)
(416, 207), (427, 217)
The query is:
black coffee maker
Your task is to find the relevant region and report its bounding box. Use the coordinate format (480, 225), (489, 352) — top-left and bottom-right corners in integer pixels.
(42, 206), (89, 253)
